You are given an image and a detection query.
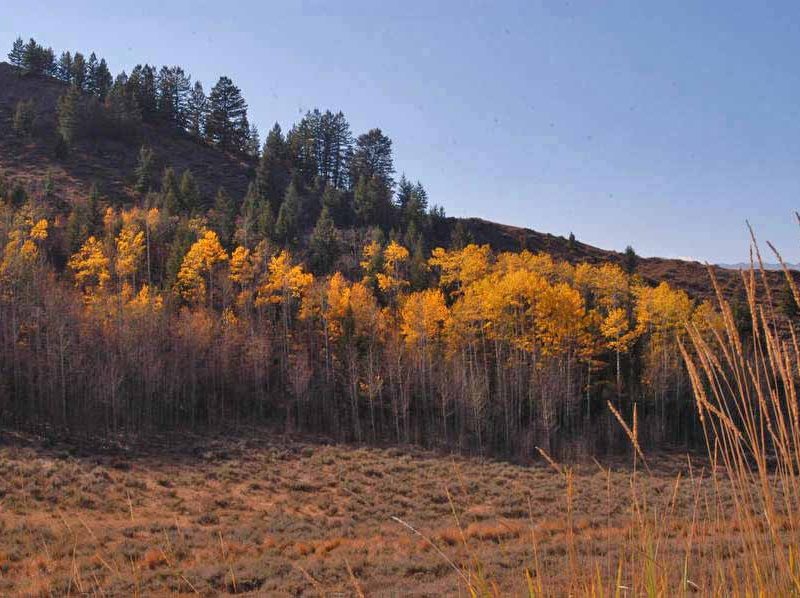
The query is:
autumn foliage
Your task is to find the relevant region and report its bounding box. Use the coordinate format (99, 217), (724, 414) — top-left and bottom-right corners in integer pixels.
(0, 203), (720, 454)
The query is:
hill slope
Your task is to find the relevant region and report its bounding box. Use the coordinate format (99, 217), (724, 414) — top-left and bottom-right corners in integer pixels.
(0, 61), (783, 301)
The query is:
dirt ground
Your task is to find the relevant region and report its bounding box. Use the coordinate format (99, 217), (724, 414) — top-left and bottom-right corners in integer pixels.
(0, 430), (747, 596)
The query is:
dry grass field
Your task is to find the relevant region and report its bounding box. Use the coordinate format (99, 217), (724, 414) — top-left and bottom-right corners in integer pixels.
(0, 431), (758, 597)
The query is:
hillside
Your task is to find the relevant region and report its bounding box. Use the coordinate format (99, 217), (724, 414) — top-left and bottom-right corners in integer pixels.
(1, 61), (782, 303)
(0, 62), (253, 205)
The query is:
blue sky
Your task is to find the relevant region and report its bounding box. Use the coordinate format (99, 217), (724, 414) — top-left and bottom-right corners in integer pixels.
(5, 1), (800, 262)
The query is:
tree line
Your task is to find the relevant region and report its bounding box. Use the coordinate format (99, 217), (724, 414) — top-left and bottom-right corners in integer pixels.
(0, 170), (732, 455)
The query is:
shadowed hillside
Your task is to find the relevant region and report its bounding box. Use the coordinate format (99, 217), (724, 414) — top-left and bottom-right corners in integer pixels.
(0, 61), (780, 302)
(0, 62), (253, 205)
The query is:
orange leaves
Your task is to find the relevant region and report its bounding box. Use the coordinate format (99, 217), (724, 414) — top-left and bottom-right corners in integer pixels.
(429, 244), (492, 295)
(376, 241), (410, 295)
(321, 271), (381, 341)
(175, 230), (228, 305)
(634, 281), (692, 337)
(114, 224), (145, 281)
(400, 289), (449, 347)
(68, 236), (111, 295)
(255, 250), (313, 307)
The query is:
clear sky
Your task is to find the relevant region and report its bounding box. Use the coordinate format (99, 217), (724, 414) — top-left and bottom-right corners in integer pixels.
(4, 1), (800, 263)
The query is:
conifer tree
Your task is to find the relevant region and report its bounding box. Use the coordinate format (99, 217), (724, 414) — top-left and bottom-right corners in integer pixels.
(12, 100), (35, 138)
(309, 205), (338, 273)
(351, 128), (395, 189)
(206, 76), (248, 152)
(161, 167), (180, 215)
(623, 245), (638, 274)
(134, 146), (154, 194)
(8, 37), (24, 69)
(56, 51), (73, 83)
(57, 86), (81, 145)
(86, 52), (99, 95)
(71, 52), (87, 90)
(275, 182), (301, 244)
(186, 81), (208, 139)
(209, 187), (235, 246)
(354, 175), (393, 229)
(179, 169), (201, 213)
(256, 123), (291, 214)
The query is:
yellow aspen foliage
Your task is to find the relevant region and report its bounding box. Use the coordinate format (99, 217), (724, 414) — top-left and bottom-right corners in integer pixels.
(68, 236), (111, 294)
(255, 250), (313, 306)
(534, 282), (586, 355)
(400, 288), (449, 347)
(229, 246), (254, 286)
(428, 244), (492, 295)
(0, 219), (48, 292)
(359, 240), (382, 274)
(634, 282), (692, 337)
(601, 307), (637, 353)
(126, 284), (163, 313)
(29, 219), (48, 241)
(376, 240), (410, 295)
(175, 230), (228, 305)
(115, 224), (145, 281)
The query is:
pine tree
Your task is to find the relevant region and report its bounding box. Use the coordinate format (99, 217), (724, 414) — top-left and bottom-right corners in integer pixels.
(179, 169), (201, 213)
(86, 52), (99, 95)
(351, 128), (394, 189)
(275, 182), (301, 244)
(134, 146), (154, 194)
(247, 123), (261, 158)
(94, 59), (113, 101)
(8, 37), (24, 69)
(209, 187), (236, 246)
(321, 183), (350, 227)
(623, 245), (638, 274)
(206, 76), (248, 152)
(56, 51), (73, 83)
(57, 86), (82, 145)
(161, 167), (180, 215)
(256, 123), (291, 214)
(186, 81), (208, 139)
(12, 100), (35, 138)
(72, 53), (87, 90)
(309, 205), (339, 273)
(354, 175), (393, 229)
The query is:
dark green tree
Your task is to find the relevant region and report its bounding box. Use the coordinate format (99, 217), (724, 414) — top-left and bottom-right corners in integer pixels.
(57, 86), (82, 146)
(179, 169), (201, 213)
(350, 128), (394, 189)
(56, 51), (72, 83)
(309, 205), (339, 273)
(12, 100), (35, 138)
(209, 187), (235, 246)
(186, 81), (208, 139)
(206, 76), (248, 152)
(161, 167), (180, 215)
(354, 175), (393, 230)
(256, 123), (291, 214)
(275, 182), (301, 244)
(134, 146), (154, 194)
(623, 245), (638, 274)
(71, 52), (87, 90)
(8, 37), (24, 69)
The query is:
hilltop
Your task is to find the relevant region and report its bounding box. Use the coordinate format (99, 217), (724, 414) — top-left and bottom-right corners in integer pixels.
(0, 61), (778, 302)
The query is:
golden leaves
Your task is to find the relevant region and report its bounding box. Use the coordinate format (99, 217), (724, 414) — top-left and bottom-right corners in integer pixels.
(68, 236), (111, 295)
(175, 230), (228, 305)
(255, 250), (313, 307)
(400, 288), (449, 347)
